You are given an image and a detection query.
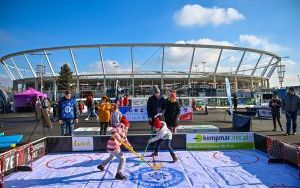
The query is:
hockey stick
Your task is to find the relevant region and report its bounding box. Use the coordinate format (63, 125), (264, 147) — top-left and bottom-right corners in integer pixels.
(121, 141), (162, 171)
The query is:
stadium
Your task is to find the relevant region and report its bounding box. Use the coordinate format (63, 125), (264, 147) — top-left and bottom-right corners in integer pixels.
(0, 43), (282, 99)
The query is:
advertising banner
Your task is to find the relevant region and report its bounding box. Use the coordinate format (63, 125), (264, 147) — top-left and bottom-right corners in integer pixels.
(186, 133), (254, 150)
(72, 137), (94, 151)
(131, 98), (147, 106)
(257, 108), (272, 118)
(119, 106), (148, 121)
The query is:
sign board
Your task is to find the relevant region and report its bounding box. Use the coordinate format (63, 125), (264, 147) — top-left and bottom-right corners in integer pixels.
(186, 133), (254, 150)
(72, 137), (94, 151)
(177, 125), (219, 133)
(119, 106), (148, 121)
(131, 98), (147, 106)
(257, 108), (272, 118)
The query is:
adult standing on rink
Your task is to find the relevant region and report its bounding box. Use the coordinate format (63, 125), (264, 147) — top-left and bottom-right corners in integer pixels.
(282, 87), (300, 136)
(58, 90), (78, 136)
(147, 87), (163, 132)
(163, 91), (180, 133)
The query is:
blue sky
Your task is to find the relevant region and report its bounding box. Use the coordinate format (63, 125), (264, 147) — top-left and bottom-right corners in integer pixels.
(0, 0), (300, 87)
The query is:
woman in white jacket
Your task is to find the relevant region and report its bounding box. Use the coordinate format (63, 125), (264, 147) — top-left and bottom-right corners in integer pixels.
(148, 117), (178, 162)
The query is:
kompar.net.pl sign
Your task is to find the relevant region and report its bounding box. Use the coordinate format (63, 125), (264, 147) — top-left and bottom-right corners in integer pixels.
(186, 133), (254, 150)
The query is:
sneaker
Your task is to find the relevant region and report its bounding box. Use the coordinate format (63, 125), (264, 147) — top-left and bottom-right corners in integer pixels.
(285, 133), (290, 136)
(171, 153), (178, 163)
(292, 132), (296, 135)
(115, 172), (127, 180)
(97, 164), (105, 172)
(85, 118), (89, 121)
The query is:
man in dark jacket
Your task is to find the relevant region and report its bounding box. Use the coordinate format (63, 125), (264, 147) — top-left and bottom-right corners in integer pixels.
(58, 90), (78, 136)
(282, 87), (300, 136)
(147, 87), (163, 132)
(269, 92), (283, 131)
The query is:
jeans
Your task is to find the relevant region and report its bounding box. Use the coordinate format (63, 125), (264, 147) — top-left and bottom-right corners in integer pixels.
(272, 111), (282, 130)
(153, 139), (175, 155)
(61, 119), (74, 136)
(87, 108), (98, 118)
(101, 151), (126, 172)
(286, 111), (298, 134)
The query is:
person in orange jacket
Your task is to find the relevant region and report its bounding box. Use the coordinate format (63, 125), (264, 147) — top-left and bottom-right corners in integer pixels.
(98, 96), (112, 135)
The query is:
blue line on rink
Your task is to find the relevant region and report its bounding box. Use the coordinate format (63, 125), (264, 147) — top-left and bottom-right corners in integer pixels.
(5, 150), (300, 188)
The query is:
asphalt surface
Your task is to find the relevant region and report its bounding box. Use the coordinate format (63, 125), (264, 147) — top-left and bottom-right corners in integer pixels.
(0, 109), (299, 149)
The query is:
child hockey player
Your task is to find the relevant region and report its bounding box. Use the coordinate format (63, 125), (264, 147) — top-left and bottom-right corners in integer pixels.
(111, 103), (123, 127)
(97, 117), (132, 180)
(148, 117), (178, 162)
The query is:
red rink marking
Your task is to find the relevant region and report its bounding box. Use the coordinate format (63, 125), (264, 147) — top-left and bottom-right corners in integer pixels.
(213, 151), (260, 165)
(46, 154), (93, 169)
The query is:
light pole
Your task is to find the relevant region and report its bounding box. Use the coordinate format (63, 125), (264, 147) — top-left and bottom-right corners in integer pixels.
(202, 61), (206, 85)
(30, 53), (51, 93)
(277, 56), (288, 88)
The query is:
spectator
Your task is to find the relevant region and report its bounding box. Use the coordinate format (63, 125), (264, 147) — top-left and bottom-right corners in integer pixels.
(85, 95), (98, 121)
(78, 100), (84, 115)
(58, 90), (78, 136)
(269, 92), (283, 131)
(147, 87), (161, 132)
(42, 97), (50, 113)
(232, 93), (238, 111)
(98, 96), (112, 135)
(123, 94), (129, 106)
(163, 91), (180, 133)
(111, 103), (122, 127)
(282, 87), (300, 136)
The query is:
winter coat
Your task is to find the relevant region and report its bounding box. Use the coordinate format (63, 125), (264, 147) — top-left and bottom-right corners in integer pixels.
(111, 110), (123, 126)
(164, 98), (180, 128)
(98, 102), (112, 122)
(269, 98), (281, 112)
(58, 97), (78, 120)
(282, 93), (300, 113)
(107, 124), (130, 152)
(147, 95), (159, 119)
(149, 121), (172, 142)
(147, 95), (165, 119)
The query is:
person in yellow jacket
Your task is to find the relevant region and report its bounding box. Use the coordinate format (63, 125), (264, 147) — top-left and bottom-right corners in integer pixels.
(98, 96), (112, 135)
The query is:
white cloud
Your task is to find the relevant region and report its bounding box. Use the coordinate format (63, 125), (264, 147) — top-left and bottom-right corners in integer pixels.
(0, 74), (12, 87)
(88, 60), (132, 74)
(239, 34), (284, 52)
(174, 4), (244, 27)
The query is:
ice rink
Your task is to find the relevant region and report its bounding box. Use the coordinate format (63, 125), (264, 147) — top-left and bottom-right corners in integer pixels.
(5, 150), (300, 188)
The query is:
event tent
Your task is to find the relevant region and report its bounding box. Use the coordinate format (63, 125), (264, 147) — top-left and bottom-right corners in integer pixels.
(13, 88), (47, 111)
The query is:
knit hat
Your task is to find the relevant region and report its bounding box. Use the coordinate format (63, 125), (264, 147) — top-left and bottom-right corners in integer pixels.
(121, 116), (130, 128)
(153, 118), (162, 129)
(153, 87), (160, 94)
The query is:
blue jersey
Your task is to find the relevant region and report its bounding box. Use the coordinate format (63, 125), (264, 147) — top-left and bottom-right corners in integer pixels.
(59, 97), (77, 120)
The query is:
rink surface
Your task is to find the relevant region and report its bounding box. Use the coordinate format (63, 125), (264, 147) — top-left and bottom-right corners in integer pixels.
(5, 150), (300, 188)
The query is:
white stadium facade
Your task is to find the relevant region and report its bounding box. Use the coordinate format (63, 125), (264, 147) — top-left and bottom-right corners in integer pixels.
(0, 43), (282, 99)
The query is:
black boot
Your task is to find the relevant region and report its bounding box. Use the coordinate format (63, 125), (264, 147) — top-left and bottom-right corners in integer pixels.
(115, 172), (127, 180)
(171, 153), (178, 163)
(97, 164), (105, 172)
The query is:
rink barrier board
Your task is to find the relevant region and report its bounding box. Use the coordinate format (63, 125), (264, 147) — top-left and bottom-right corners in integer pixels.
(0, 133), (299, 178)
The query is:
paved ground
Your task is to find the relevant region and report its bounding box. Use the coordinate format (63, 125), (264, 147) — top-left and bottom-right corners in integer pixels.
(0, 109), (299, 148)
